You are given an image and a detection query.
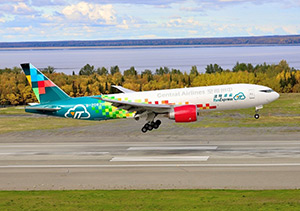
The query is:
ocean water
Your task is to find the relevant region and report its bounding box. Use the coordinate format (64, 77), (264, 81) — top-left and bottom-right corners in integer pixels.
(1, 45), (300, 74)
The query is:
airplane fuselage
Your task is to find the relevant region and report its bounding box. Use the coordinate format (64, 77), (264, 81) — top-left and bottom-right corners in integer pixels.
(26, 83), (279, 121)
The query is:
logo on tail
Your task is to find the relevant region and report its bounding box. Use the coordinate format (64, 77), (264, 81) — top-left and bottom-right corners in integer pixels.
(21, 63), (70, 103)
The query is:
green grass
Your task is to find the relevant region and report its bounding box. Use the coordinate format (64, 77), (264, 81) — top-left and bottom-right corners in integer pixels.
(0, 106), (28, 115)
(0, 116), (102, 134)
(0, 189), (300, 210)
(0, 93), (299, 134)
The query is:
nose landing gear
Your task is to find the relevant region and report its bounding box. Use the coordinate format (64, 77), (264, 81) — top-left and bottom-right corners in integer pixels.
(254, 105), (263, 119)
(141, 120), (161, 133)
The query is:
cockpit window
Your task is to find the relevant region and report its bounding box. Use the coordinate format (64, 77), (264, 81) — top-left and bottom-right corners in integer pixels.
(259, 89), (274, 93)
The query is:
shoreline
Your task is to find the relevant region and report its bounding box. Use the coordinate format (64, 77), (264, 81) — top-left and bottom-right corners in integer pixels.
(1, 44), (300, 51)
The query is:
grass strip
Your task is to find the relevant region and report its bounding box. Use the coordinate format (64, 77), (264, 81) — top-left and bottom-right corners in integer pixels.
(0, 189), (300, 210)
(0, 93), (299, 133)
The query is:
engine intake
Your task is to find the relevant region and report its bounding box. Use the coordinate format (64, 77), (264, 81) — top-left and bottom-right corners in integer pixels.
(169, 105), (198, 122)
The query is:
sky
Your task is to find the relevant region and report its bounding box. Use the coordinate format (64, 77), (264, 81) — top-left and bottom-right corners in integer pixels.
(0, 0), (299, 42)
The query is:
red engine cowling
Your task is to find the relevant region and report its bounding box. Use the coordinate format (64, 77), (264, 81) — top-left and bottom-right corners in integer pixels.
(169, 105), (198, 122)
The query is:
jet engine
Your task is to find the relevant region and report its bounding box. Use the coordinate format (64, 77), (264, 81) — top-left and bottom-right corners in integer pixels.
(169, 105), (198, 122)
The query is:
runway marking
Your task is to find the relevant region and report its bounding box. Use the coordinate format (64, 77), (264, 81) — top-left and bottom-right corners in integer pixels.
(127, 146), (218, 151)
(110, 156), (210, 162)
(0, 152), (109, 156)
(73, 152), (109, 155)
(1, 163), (300, 168)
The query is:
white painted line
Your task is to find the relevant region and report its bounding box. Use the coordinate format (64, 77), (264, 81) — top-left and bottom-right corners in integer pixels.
(110, 156), (209, 162)
(127, 146), (218, 151)
(0, 152), (109, 156)
(74, 152), (109, 155)
(0, 152), (37, 155)
(1, 163), (300, 168)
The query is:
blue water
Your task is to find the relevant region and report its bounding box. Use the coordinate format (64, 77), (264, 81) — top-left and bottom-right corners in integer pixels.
(1, 45), (300, 74)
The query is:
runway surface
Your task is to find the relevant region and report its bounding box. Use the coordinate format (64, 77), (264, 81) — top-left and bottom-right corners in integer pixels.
(0, 119), (300, 190)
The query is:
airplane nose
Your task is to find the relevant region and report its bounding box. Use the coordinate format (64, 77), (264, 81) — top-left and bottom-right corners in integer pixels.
(271, 91), (280, 102)
(265, 91), (280, 103)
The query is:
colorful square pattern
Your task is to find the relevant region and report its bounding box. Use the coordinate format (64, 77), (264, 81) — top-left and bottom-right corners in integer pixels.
(98, 95), (217, 119)
(24, 64), (55, 102)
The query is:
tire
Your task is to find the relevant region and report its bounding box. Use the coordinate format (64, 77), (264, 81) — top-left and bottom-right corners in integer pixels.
(254, 114), (259, 119)
(141, 127), (147, 133)
(155, 120), (161, 126)
(148, 124), (153, 131)
(153, 123), (159, 129)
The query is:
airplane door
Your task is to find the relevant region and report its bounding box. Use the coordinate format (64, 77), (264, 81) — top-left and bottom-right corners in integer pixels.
(249, 89), (255, 99)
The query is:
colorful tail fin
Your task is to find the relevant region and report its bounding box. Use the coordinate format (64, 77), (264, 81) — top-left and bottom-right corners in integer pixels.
(21, 63), (70, 104)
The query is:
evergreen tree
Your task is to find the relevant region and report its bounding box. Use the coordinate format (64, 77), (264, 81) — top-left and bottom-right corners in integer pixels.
(110, 65), (120, 75)
(79, 64), (95, 75)
(97, 67), (108, 75)
(124, 66), (137, 76)
(42, 66), (55, 74)
(205, 64), (223, 74)
(155, 67), (170, 75)
(190, 65), (198, 76)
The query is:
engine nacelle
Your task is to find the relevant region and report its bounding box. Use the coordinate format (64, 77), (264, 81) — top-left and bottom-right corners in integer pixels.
(169, 105), (198, 122)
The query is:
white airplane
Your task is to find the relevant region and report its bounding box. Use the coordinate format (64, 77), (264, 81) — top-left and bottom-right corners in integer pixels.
(21, 63), (280, 133)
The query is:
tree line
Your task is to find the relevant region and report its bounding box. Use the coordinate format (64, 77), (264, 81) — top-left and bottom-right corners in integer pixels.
(0, 60), (300, 105)
(2, 35), (300, 48)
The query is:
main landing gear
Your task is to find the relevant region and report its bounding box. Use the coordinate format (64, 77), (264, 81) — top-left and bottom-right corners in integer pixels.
(141, 120), (161, 133)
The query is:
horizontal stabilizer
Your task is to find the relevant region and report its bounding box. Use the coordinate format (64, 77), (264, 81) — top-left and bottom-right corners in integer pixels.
(25, 106), (61, 112)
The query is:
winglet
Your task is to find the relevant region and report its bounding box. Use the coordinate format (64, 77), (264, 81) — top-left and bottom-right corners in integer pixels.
(112, 85), (136, 93)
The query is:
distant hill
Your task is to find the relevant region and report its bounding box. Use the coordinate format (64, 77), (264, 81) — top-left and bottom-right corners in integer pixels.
(1, 35), (300, 49)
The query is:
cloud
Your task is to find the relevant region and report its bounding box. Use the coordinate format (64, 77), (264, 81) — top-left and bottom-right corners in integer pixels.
(165, 17), (203, 28)
(86, 0), (182, 5)
(31, 0), (67, 7)
(4, 2), (35, 15)
(0, 0), (300, 41)
(10, 26), (32, 32)
(65, 105), (91, 119)
(62, 2), (116, 25)
(0, 0), (25, 4)
(282, 25), (300, 34)
(179, 0), (300, 12)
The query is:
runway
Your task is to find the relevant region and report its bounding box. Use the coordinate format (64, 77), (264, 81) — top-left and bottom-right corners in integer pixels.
(0, 119), (300, 190)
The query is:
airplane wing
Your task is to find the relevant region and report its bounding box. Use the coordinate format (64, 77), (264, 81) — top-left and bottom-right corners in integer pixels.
(112, 85), (136, 93)
(93, 97), (171, 114)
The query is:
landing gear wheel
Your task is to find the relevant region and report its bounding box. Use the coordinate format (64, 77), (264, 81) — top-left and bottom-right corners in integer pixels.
(148, 124), (153, 131)
(153, 120), (161, 129)
(141, 127), (147, 133)
(141, 119), (162, 133)
(254, 114), (259, 119)
(144, 123), (150, 129)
